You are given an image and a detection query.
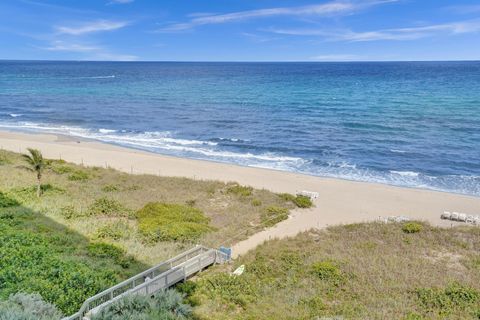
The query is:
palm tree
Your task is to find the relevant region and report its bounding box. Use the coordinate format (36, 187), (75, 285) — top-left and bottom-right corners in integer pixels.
(22, 148), (46, 197)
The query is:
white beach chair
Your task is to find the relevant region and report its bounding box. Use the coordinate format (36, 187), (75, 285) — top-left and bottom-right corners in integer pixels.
(296, 190), (319, 200)
(450, 212), (459, 221)
(441, 211), (451, 220)
(386, 216), (397, 222)
(458, 213), (467, 222)
(473, 216), (480, 226)
(466, 215), (474, 224)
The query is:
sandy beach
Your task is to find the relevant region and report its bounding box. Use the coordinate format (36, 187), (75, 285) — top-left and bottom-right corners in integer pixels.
(1, 129), (479, 256)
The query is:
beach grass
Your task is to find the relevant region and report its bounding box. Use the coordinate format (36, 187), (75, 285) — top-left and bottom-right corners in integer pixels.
(0, 149), (296, 265)
(185, 222), (480, 320)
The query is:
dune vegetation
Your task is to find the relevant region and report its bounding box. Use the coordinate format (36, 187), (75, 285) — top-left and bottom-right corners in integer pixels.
(6, 147), (476, 319)
(183, 222), (480, 320)
(0, 148), (305, 316)
(0, 149), (303, 265)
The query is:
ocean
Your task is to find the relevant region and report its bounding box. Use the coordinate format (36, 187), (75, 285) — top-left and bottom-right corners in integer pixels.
(0, 60), (479, 196)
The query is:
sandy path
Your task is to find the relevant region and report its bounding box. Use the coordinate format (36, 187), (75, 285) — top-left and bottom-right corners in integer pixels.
(1, 130), (478, 257)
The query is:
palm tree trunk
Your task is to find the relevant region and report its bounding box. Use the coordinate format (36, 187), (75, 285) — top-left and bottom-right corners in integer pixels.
(36, 174), (41, 197)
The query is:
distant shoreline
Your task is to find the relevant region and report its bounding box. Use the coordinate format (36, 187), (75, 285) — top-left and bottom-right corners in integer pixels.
(1, 129), (479, 242)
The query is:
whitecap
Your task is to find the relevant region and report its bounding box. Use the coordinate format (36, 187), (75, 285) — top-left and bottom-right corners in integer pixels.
(390, 171), (419, 177)
(98, 128), (117, 134)
(9, 113), (22, 118)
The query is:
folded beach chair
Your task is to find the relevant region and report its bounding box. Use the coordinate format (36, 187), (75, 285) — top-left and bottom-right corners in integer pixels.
(473, 216), (480, 226)
(296, 190), (319, 200)
(441, 211), (451, 220)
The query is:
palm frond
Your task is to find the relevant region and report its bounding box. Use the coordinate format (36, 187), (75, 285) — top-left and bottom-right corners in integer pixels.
(16, 165), (34, 172)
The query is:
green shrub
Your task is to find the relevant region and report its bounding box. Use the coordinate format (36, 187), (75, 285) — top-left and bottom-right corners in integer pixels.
(185, 199), (196, 207)
(227, 184), (253, 197)
(0, 151), (12, 165)
(8, 184), (64, 203)
(91, 289), (192, 320)
(87, 242), (133, 268)
(194, 273), (258, 309)
(402, 222), (423, 234)
(261, 206), (289, 227)
(293, 195), (313, 208)
(59, 205), (83, 219)
(0, 223), (119, 314)
(136, 202), (213, 242)
(279, 193), (296, 202)
(251, 199), (262, 207)
(95, 221), (132, 240)
(88, 197), (130, 217)
(311, 261), (343, 285)
(102, 184), (119, 192)
(299, 296), (326, 315)
(175, 281), (200, 306)
(0, 192), (20, 208)
(0, 292), (62, 320)
(68, 170), (89, 181)
(50, 164), (74, 175)
(279, 193), (313, 208)
(403, 312), (424, 320)
(415, 283), (479, 316)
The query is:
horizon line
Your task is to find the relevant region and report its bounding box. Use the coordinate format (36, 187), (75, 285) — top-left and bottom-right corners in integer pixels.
(1, 58), (480, 63)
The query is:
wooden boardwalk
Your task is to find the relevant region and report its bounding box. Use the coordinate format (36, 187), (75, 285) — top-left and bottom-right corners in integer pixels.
(63, 245), (229, 320)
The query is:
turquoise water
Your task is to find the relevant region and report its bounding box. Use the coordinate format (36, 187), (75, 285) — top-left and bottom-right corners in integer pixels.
(0, 61), (479, 196)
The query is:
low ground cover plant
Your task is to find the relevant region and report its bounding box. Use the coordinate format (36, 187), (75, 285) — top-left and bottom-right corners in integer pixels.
(136, 202), (213, 242)
(91, 289), (192, 320)
(191, 222), (480, 319)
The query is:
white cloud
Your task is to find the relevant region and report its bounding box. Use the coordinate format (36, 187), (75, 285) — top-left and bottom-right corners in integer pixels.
(157, 0), (398, 32)
(56, 20), (128, 35)
(268, 19), (480, 41)
(40, 41), (137, 61)
(44, 41), (100, 52)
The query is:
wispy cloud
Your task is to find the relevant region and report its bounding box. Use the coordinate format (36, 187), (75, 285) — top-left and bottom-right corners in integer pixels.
(240, 32), (279, 43)
(268, 19), (480, 41)
(40, 41), (137, 61)
(43, 41), (100, 52)
(156, 0), (398, 32)
(56, 20), (129, 35)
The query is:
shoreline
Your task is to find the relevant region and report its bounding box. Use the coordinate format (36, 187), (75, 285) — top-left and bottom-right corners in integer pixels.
(1, 126), (476, 198)
(1, 129), (479, 255)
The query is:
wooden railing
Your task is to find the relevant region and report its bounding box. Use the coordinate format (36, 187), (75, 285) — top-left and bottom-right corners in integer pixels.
(63, 245), (228, 320)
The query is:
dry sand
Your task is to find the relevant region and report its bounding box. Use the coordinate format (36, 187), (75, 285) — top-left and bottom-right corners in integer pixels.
(1, 130), (479, 257)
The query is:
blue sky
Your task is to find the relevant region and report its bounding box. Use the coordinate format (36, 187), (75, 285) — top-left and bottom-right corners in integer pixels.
(1, 0), (480, 61)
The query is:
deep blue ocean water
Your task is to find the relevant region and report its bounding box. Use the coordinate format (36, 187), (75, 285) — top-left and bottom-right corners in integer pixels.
(0, 61), (479, 196)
